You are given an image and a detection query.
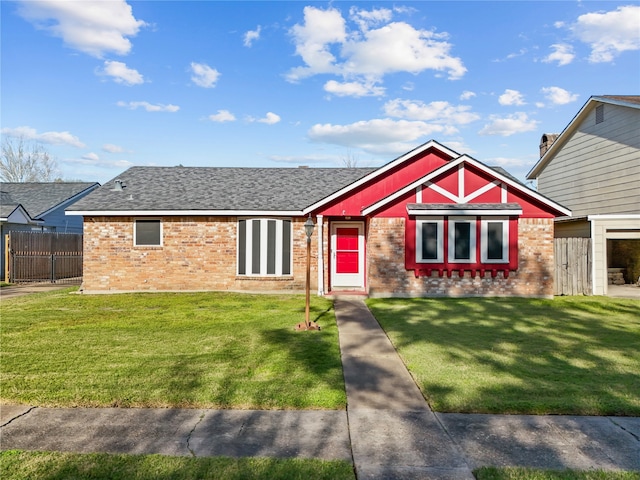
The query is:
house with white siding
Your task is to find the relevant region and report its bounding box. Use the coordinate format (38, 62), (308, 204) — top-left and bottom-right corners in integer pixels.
(527, 95), (640, 295)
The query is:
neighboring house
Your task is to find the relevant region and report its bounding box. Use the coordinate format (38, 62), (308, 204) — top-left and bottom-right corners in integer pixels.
(527, 95), (640, 295)
(1, 182), (100, 280)
(67, 141), (569, 297)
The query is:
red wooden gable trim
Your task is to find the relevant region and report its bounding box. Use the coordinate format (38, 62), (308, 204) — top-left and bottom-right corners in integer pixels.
(362, 155), (570, 218)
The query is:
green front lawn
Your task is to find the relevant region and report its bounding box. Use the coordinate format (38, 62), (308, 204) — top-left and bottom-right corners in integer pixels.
(367, 296), (640, 415)
(1, 290), (346, 409)
(475, 467), (640, 480)
(0, 450), (355, 480)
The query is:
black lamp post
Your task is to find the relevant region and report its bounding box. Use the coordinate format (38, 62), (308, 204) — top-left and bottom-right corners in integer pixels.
(296, 216), (320, 330)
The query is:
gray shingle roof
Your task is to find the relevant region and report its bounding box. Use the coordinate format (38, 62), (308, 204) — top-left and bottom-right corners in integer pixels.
(407, 203), (522, 211)
(68, 167), (377, 212)
(1, 182), (99, 219)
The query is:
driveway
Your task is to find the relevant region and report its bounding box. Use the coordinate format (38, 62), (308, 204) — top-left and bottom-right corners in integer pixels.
(0, 284), (74, 300)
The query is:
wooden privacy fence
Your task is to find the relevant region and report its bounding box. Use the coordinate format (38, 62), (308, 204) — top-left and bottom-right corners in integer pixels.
(554, 237), (592, 295)
(5, 231), (83, 284)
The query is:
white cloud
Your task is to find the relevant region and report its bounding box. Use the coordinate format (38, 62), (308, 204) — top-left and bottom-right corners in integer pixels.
(478, 112), (539, 136)
(324, 80), (385, 97)
(570, 5), (640, 63)
(190, 62), (220, 88)
(487, 156), (528, 168)
(287, 6), (466, 83)
(66, 157), (133, 169)
(117, 101), (179, 112)
(541, 86), (579, 105)
(258, 112), (281, 125)
(287, 7), (346, 81)
(16, 0), (146, 58)
(308, 118), (449, 155)
(1, 126), (85, 148)
(498, 89), (526, 106)
(383, 99), (479, 125)
(341, 22), (466, 80)
(244, 25), (261, 47)
(82, 152), (100, 162)
(349, 6), (393, 31)
(208, 110), (236, 123)
(543, 43), (575, 66)
(102, 144), (124, 153)
(99, 60), (143, 85)
(460, 90), (476, 101)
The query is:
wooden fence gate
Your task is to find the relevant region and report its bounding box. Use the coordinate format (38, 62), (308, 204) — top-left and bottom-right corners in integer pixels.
(554, 237), (592, 295)
(5, 231), (83, 284)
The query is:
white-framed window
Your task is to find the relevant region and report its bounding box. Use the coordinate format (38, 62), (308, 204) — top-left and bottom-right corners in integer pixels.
(448, 217), (476, 263)
(416, 217), (444, 263)
(481, 217), (509, 263)
(134, 219), (162, 246)
(237, 218), (292, 276)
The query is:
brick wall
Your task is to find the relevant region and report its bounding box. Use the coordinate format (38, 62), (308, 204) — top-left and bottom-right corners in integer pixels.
(366, 217), (555, 297)
(81, 216), (316, 293)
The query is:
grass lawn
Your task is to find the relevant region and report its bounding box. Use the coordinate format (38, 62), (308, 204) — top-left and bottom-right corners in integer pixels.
(366, 296), (640, 415)
(474, 467), (640, 480)
(0, 450), (355, 480)
(1, 289), (345, 409)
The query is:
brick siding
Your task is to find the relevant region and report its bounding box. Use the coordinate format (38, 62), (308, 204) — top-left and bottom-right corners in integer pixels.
(81, 216), (316, 293)
(366, 217), (555, 297)
(82, 215), (553, 297)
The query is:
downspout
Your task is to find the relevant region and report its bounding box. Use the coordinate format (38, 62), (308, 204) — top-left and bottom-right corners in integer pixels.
(316, 215), (324, 295)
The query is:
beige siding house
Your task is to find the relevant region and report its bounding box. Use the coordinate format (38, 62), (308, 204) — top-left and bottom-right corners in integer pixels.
(527, 95), (640, 295)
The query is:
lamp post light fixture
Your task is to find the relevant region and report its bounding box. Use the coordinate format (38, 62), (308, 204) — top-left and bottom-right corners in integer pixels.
(296, 216), (320, 331)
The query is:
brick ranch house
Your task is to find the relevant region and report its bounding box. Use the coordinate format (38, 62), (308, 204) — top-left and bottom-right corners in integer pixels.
(67, 141), (570, 297)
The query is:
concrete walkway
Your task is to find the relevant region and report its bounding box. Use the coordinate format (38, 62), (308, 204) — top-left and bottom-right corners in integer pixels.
(1, 298), (639, 479)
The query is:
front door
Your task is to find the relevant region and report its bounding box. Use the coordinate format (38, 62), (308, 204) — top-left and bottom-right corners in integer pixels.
(331, 222), (365, 290)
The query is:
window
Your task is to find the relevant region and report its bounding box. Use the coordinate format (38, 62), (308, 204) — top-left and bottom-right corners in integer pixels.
(134, 219), (162, 246)
(416, 217), (444, 263)
(238, 218), (292, 276)
(481, 218), (509, 263)
(448, 217), (476, 263)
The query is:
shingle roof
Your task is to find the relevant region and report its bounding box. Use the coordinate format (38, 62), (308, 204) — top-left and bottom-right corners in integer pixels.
(68, 167), (377, 212)
(0, 191), (21, 218)
(599, 95), (640, 106)
(0, 182), (99, 218)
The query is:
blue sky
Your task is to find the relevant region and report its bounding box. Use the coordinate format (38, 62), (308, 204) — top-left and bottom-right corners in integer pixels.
(2, 1), (639, 185)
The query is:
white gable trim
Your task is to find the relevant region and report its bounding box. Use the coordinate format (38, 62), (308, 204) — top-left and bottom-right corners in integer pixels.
(362, 155), (571, 217)
(301, 140), (458, 215)
(362, 155), (468, 215)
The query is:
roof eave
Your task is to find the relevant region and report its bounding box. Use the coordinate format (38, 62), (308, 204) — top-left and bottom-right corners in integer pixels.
(66, 209), (306, 217)
(527, 95), (640, 179)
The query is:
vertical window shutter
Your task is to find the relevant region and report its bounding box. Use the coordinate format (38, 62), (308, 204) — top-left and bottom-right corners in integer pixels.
(238, 220), (246, 274)
(251, 220), (261, 275)
(266, 220), (276, 274)
(282, 220), (291, 275)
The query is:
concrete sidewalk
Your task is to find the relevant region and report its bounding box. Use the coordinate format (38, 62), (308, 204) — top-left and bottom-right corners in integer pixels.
(1, 298), (639, 479)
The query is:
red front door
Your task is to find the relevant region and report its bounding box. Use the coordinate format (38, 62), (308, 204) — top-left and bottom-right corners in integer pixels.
(331, 222), (365, 289)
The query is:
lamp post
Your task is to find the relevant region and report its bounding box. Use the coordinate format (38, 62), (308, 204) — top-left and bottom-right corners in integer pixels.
(296, 216), (320, 331)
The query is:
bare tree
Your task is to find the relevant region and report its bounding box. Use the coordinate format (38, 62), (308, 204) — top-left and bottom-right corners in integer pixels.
(340, 149), (359, 168)
(1, 137), (59, 182)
